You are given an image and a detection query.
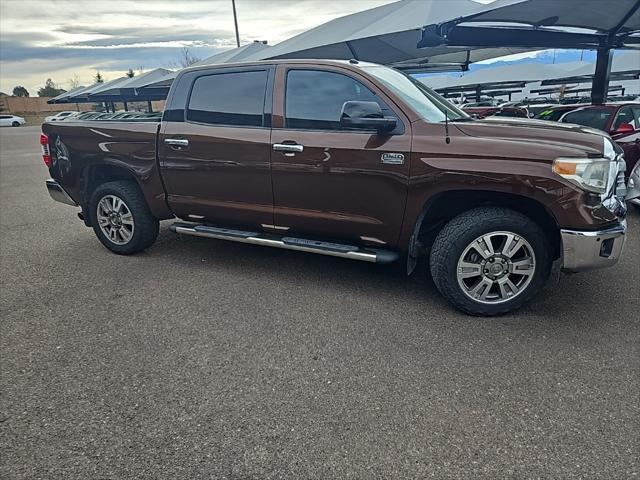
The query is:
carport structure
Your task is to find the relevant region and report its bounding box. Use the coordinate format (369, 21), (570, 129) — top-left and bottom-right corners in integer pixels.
(251, 0), (535, 73)
(419, 0), (640, 103)
(48, 69), (172, 112)
(136, 41), (272, 94)
(422, 51), (639, 102)
(86, 69), (172, 111)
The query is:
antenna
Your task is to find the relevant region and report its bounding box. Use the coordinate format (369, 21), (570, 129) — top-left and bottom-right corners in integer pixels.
(445, 110), (451, 144)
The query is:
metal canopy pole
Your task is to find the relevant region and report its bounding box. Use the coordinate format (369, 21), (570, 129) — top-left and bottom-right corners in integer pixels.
(591, 48), (612, 104)
(475, 85), (482, 102)
(232, 0), (240, 48)
(147, 101), (153, 113)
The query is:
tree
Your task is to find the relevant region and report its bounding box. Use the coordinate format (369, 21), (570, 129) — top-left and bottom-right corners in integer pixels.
(68, 75), (80, 89)
(126, 68), (135, 78)
(94, 71), (104, 83)
(167, 47), (202, 69)
(37, 79), (66, 98)
(12, 86), (29, 97)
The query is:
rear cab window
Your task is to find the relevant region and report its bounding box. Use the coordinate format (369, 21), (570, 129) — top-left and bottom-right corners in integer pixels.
(187, 69), (270, 127)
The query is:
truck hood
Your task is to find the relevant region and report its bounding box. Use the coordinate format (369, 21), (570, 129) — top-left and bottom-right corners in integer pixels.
(451, 116), (607, 159)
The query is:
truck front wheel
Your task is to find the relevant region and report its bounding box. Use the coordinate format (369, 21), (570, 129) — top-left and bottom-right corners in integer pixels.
(89, 181), (159, 255)
(430, 207), (551, 316)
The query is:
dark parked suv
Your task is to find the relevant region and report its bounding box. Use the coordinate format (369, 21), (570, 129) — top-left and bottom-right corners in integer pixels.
(41, 60), (638, 316)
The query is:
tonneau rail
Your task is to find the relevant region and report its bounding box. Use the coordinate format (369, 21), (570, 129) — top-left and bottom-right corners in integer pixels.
(65, 112), (162, 122)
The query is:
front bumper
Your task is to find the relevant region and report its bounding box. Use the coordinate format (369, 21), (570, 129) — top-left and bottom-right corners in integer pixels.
(46, 179), (77, 206)
(561, 221), (627, 273)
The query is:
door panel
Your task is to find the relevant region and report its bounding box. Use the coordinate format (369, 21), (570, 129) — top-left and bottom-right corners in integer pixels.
(158, 66), (274, 229)
(270, 130), (410, 246)
(270, 65), (411, 248)
(159, 123), (272, 227)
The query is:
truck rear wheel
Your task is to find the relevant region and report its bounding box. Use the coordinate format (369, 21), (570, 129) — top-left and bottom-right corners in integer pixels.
(89, 181), (159, 255)
(430, 207), (551, 316)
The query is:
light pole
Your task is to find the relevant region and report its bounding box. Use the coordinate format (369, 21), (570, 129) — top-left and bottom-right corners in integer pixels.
(232, 0), (240, 47)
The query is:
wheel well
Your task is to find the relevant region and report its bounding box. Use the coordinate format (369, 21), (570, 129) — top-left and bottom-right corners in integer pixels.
(415, 191), (561, 260)
(83, 164), (139, 199)
(79, 164), (140, 225)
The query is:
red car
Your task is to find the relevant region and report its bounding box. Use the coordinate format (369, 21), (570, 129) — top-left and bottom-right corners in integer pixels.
(537, 103), (640, 178)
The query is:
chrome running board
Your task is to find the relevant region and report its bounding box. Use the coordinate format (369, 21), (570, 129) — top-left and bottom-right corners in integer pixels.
(170, 223), (399, 264)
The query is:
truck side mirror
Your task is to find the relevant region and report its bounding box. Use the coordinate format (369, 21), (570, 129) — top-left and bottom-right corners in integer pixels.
(340, 101), (397, 133)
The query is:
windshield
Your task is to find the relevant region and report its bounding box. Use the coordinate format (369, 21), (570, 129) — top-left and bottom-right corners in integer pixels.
(561, 107), (613, 131)
(361, 65), (468, 122)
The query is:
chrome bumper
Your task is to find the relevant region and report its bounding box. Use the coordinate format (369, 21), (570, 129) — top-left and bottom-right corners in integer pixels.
(46, 179), (77, 206)
(561, 221), (627, 273)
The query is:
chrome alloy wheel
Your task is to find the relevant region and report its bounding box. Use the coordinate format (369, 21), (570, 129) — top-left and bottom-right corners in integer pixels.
(96, 194), (134, 245)
(456, 231), (536, 304)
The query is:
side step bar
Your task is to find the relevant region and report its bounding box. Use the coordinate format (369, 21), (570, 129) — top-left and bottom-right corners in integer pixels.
(170, 223), (399, 264)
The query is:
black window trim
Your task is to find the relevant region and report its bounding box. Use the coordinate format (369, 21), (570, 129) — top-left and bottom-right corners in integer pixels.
(183, 65), (275, 129)
(280, 67), (405, 135)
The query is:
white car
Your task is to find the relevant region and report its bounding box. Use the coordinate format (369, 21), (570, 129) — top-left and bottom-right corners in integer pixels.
(44, 111), (77, 123)
(0, 114), (26, 127)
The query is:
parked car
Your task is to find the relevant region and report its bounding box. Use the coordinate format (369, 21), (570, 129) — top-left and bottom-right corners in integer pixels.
(0, 114), (26, 127)
(41, 59), (637, 316)
(463, 105), (529, 119)
(44, 111), (78, 123)
(534, 104), (582, 122)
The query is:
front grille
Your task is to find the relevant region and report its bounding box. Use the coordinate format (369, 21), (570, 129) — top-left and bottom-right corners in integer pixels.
(613, 155), (627, 199)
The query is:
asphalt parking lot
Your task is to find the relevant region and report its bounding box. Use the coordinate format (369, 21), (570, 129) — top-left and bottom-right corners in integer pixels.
(1, 125), (638, 479)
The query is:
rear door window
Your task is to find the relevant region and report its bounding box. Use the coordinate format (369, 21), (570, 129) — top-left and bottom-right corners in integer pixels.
(187, 70), (269, 127)
(284, 69), (391, 130)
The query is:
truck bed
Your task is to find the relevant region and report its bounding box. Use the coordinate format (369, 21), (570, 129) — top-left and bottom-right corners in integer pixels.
(42, 119), (171, 220)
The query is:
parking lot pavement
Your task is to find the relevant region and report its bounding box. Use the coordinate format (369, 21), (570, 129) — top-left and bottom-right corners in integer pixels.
(1, 125), (638, 479)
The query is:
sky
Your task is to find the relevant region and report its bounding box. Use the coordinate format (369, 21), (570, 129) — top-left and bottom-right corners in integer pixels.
(0, 0), (581, 97)
(0, 0), (397, 95)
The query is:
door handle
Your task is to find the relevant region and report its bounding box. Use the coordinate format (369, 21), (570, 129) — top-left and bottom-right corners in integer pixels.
(273, 143), (304, 156)
(164, 138), (189, 148)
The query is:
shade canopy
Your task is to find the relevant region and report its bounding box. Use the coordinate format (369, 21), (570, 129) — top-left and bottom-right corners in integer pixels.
(422, 61), (592, 91)
(87, 68), (172, 101)
(251, 0), (533, 72)
(139, 42), (272, 90)
(46, 85), (87, 104)
(419, 0), (640, 50)
(421, 51), (639, 101)
(418, 0), (640, 102)
(191, 41), (271, 67)
(540, 51), (640, 85)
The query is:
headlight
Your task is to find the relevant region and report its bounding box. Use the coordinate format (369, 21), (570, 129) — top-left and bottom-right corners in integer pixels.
(553, 157), (612, 194)
(552, 137), (616, 194)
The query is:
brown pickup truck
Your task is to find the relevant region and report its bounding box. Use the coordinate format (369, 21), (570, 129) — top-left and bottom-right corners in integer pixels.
(42, 59), (639, 316)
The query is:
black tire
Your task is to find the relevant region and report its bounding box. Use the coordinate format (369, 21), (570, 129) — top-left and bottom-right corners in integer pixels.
(430, 207), (551, 316)
(89, 181), (159, 255)
(11, 121), (19, 127)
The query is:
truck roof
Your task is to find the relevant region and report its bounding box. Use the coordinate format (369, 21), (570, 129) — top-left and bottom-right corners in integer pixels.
(179, 58), (382, 75)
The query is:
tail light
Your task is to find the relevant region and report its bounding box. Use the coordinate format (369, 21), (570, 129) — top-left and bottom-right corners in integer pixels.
(40, 133), (51, 167)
